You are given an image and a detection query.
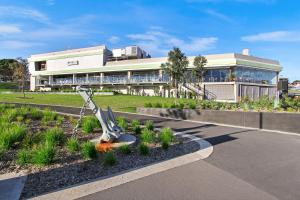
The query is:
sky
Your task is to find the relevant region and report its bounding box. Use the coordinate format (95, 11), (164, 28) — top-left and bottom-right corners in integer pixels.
(0, 0), (299, 81)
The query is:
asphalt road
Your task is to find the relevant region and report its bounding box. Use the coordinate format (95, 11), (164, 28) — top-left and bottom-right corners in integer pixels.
(7, 103), (300, 200)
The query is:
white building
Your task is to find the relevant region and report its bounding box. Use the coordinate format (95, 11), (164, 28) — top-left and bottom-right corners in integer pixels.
(28, 45), (282, 102)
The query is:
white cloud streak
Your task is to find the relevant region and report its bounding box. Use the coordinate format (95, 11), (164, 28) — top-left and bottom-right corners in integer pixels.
(0, 24), (22, 34)
(241, 31), (300, 42)
(127, 29), (218, 56)
(204, 9), (234, 23)
(108, 36), (120, 44)
(0, 40), (43, 49)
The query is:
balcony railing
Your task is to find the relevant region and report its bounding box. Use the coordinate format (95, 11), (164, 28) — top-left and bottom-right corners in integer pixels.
(50, 75), (170, 86)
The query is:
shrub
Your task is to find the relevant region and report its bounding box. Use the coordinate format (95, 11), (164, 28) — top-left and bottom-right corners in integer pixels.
(81, 141), (97, 159)
(160, 128), (174, 149)
(139, 143), (150, 156)
(119, 144), (132, 155)
(17, 149), (32, 165)
(141, 128), (155, 144)
(189, 102), (197, 109)
(154, 102), (162, 108)
(0, 124), (27, 150)
(145, 120), (154, 131)
(104, 151), (117, 166)
(117, 117), (128, 131)
(144, 102), (152, 108)
(56, 116), (64, 126)
(32, 144), (56, 165)
(29, 108), (43, 120)
(82, 116), (101, 134)
(44, 128), (66, 146)
(16, 116), (24, 123)
(67, 138), (80, 153)
(42, 108), (58, 122)
(131, 120), (141, 134)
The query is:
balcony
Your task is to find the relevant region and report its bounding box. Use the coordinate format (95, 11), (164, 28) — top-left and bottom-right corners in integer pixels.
(50, 75), (170, 86)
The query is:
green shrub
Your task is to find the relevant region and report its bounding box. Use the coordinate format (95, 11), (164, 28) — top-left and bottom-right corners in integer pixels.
(131, 120), (141, 134)
(0, 146), (7, 160)
(104, 151), (117, 166)
(154, 102), (162, 108)
(44, 128), (66, 146)
(32, 144), (55, 165)
(0, 124), (27, 150)
(67, 138), (80, 153)
(17, 149), (32, 165)
(81, 141), (97, 159)
(141, 128), (155, 144)
(189, 102), (197, 109)
(139, 143), (150, 156)
(145, 120), (154, 131)
(42, 108), (58, 122)
(160, 128), (174, 149)
(29, 108), (43, 120)
(119, 144), (132, 155)
(82, 116), (101, 134)
(144, 102), (152, 108)
(56, 116), (64, 126)
(117, 117), (128, 131)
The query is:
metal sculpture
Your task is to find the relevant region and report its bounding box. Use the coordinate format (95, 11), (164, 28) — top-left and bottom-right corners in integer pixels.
(72, 86), (124, 142)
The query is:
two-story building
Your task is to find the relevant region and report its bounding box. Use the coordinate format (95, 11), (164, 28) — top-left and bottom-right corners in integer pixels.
(28, 45), (282, 102)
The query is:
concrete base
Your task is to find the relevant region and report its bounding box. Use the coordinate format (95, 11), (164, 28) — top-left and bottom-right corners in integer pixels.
(0, 172), (27, 200)
(91, 134), (136, 148)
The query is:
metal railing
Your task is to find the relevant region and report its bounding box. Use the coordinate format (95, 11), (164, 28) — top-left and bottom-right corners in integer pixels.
(50, 75), (170, 85)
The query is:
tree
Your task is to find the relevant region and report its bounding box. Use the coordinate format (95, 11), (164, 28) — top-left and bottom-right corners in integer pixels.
(11, 58), (29, 98)
(192, 55), (207, 86)
(0, 59), (18, 81)
(161, 47), (189, 98)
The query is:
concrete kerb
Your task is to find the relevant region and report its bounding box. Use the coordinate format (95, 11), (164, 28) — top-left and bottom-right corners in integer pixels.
(0, 172), (27, 200)
(30, 111), (213, 200)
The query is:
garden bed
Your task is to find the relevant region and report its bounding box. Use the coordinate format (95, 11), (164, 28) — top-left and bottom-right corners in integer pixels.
(0, 104), (199, 199)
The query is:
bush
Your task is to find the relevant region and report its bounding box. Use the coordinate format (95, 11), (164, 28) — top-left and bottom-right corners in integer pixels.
(119, 144), (131, 155)
(144, 102), (152, 108)
(160, 128), (174, 149)
(44, 128), (66, 146)
(82, 116), (101, 134)
(138, 143), (150, 156)
(81, 141), (97, 159)
(104, 151), (117, 166)
(32, 144), (56, 165)
(67, 138), (80, 153)
(154, 102), (162, 108)
(117, 117), (128, 131)
(131, 120), (141, 134)
(42, 108), (58, 122)
(189, 102), (197, 109)
(141, 128), (155, 144)
(145, 120), (154, 131)
(16, 116), (24, 123)
(0, 124), (27, 150)
(17, 149), (32, 165)
(56, 116), (64, 126)
(29, 108), (43, 120)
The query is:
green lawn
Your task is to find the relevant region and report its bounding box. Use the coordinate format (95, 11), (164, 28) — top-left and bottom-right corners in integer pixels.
(0, 93), (192, 113)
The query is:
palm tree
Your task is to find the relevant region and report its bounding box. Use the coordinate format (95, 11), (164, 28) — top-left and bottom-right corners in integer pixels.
(161, 47), (189, 98)
(193, 55), (207, 86)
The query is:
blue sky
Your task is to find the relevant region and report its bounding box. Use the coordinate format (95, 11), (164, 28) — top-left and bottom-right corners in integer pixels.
(0, 0), (299, 81)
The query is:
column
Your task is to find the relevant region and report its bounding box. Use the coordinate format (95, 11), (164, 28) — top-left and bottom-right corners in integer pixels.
(86, 74), (89, 84)
(73, 74), (76, 84)
(159, 69), (163, 81)
(100, 72), (104, 84)
(30, 76), (36, 91)
(128, 71), (132, 83)
(159, 85), (164, 97)
(48, 75), (53, 85)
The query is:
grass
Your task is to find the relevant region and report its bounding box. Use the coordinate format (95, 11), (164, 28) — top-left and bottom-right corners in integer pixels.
(138, 143), (150, 156)
(0, 93), (195, 113)
(67, 138), (80, 153)
(82, 116), (101, 134)
(44, 128), (66, 146)
(131, 119), (141, 134)
(141, 128), (155, 144)
(159, 128), (174, 149)
(32, 144), (56, 165)
(81, 141), (97, 160)
(117, 117), (128, 131)
(103, 151), (117, 166)
(145, 120), (154, 131)
(119, 144), (132, 155)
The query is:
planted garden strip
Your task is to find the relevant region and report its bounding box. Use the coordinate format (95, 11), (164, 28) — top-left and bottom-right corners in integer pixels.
(0, 104), (201, 199)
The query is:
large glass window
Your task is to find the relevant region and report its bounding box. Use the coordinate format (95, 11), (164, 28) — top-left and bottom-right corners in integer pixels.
(234, 67), (277, 84)
(204, 68), (230, 82)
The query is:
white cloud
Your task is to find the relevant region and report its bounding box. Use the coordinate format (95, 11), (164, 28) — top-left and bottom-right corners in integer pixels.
(187, 0), (276, 3)
(0, 40), (43, 49)
(46, 0), (56, 6)
(204, 9), (234, 23)
(241, 31), (300, 42)
(0, 5), (49, 24)
(127, 30), (218, 56)
(0, 24), (22, 34)
(108, 36), (120, 44)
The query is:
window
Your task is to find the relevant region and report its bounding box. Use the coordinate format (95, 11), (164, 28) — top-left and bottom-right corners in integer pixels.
(35, 61), (47, 71)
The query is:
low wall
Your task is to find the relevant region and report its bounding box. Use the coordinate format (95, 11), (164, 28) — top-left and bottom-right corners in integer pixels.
(138, 108), (300, 133)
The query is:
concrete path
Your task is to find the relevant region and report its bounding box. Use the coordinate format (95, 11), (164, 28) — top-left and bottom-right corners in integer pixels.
(3, 103), (300, 200)
(0, 172), (27, 200)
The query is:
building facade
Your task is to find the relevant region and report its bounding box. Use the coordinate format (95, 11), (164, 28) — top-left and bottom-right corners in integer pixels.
(28, 45), (282, 102)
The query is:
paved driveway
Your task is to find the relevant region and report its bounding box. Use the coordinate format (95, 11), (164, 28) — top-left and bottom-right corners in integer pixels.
(7, 104), (300, 200)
